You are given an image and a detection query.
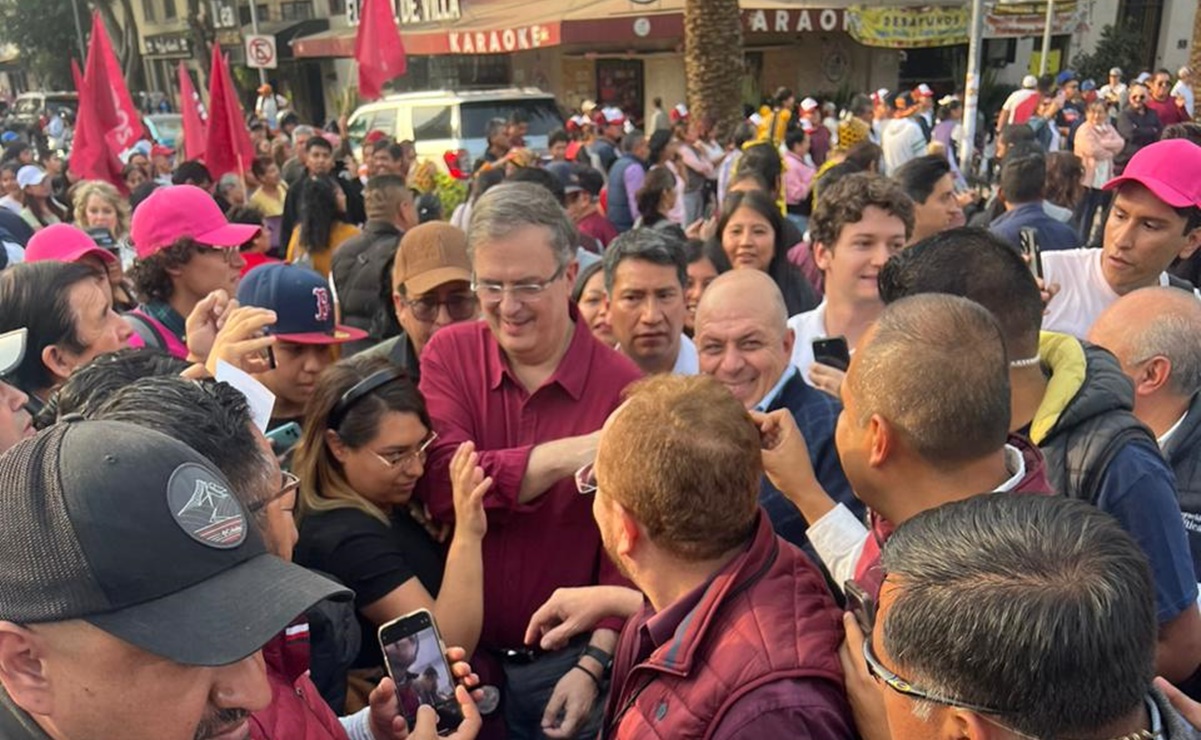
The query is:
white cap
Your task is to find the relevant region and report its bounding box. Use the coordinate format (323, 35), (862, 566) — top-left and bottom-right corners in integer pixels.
(800, 97), (819, 111)
(580, 99), (598, 114)
(0, 328), (26, 376)
(915, 83), (934, 97)
(16, 166), (46, 190)
(601, 106), (626, 125)
(1022, 75), (1038, 89)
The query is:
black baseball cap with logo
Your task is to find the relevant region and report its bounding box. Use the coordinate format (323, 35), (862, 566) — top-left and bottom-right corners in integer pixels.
(0, 420), (350, 666)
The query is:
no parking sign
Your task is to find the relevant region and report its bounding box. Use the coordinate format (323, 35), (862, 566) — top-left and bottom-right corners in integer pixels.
(245, 34), (277, 69)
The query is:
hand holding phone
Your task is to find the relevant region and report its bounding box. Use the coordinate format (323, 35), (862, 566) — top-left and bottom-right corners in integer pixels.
(812, 336), (851, 372)
(844, 579), (877, 636)
(1019, 227), (1043, 281)
(379, 609), (464, 734)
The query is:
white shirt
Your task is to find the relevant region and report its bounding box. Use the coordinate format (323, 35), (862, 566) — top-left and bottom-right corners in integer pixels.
(1001, 89), (1039, 121)
(0, 195), (20, 214)
(881, 117), (926, 175)
(1158, 411), (1189, 449)
(787, 300), (829, 388)
(1042, 248), (1181, 339)
(807, 444), (1028, 593)
(672, 334), (699, 375)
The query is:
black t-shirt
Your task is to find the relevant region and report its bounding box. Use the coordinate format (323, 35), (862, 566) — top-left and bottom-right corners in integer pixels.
(294, 506), (445, 668)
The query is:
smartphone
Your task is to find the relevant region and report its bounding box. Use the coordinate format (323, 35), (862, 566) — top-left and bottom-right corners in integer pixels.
(1019, 227), (1043, 281)
(378, 609), (462, 734)
(844, 579), (877, 635)
(265, 422), (300, 457)
(812, 336), (851, 372)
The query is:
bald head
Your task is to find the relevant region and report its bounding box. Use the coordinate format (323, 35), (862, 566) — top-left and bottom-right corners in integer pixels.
(696, 269), (788, 337)
(1089, 288), (1201, 400)
(694, 270), (795, 408)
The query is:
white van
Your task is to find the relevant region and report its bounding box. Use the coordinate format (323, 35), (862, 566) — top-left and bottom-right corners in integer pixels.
(346, 88), (564, 169)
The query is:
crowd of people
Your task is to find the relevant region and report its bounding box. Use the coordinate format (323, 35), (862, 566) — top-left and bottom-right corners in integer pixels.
(0, 62), (1200, 740)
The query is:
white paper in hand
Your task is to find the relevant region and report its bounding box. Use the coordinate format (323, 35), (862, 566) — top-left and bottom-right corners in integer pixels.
(215, 360), (276, 433)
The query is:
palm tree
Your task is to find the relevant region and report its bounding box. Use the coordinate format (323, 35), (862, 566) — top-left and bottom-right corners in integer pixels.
(683, 0), (744, 138)
(1192, 6), (1200, 121)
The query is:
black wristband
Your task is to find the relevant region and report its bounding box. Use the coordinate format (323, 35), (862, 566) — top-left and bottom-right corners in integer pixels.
(571, 662), (602, 690)
(581, 645), (613, 674)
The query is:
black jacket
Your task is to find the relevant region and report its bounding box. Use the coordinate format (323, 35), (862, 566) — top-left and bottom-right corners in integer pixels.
(1036, 339), (1159, 502)
(1164, 393), (1201, 577)
(330, 220), (403, 356)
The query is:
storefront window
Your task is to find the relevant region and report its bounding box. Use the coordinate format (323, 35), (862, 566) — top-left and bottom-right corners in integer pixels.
(163, 0), (177, 20)
(280, 1), (314, 20)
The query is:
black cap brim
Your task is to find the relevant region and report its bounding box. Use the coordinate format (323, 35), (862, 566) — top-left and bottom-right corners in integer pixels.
(86, 554), (351, 666)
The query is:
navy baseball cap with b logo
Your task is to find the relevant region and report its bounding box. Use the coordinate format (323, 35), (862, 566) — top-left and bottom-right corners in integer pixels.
(237, 262), (368, 345)
(0, 420), (350, 666)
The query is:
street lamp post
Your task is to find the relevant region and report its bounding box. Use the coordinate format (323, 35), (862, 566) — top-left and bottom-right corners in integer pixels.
(247, 0), (268, 86)
(71, 0), (86, 63)
(961, 0), (986, 177)
(1039, 0), (1055, 76)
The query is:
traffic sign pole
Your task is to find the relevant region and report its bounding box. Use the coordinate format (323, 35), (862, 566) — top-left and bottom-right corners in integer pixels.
(248, 0), (267, 86)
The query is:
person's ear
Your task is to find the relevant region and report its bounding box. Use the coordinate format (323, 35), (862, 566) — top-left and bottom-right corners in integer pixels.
(564, 260), (579, 287)
(615, 501), (639, 559)
(813, 241), (834, 272)
(867, 413), (894, 468)
(40, 344), (74, 386)
(1178, 225), (1201, 260)
(324, 428), (352, 465)
(955, 709), (999, 740)
(1135, 356), (1173, 397)
(392, 291), (406, 324)
(0, 622), (53, 716)
(782, 327), (796, 358)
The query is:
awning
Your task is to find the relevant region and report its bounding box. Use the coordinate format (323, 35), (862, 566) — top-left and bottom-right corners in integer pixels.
(291, 0), (860, 59)
(246, 17), (330, 61)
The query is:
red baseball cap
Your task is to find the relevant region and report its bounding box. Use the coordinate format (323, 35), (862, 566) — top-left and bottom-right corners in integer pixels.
(25, 223), (116, 266)
(1103, 139), (1201, 209)
(131, 185), (261, 260)
(151, 144), (175, 158)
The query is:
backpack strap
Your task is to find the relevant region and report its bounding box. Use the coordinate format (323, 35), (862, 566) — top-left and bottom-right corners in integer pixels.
(123, 311), (168, 350)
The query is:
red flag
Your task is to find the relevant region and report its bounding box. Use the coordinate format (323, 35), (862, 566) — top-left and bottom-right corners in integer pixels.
(203, 44), (255, 180)
(68, 14), (128, 190)
(88, 11), (147, 152)
(355, 0), (407, 101)
(178, 61), (207, 162)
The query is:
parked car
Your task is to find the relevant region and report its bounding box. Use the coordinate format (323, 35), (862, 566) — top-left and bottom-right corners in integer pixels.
(346, 88), (563, 172)
(8, 91), (77, 133)
(144, 113), (183, 149)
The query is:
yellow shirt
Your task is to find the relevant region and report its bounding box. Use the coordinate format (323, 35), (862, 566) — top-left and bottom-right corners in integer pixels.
(249, 183), (288, 218)
(287, 220), (360, 278)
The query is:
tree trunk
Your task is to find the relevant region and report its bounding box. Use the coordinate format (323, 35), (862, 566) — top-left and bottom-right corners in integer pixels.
(92, 0), (145, 91)
(186, 0), (214, 91)
(683, 0), (744, 140)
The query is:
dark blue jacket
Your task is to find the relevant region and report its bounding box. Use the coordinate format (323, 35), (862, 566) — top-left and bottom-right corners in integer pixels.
(758, 370), (861, 572)
(990, 202), (1082, 253)
(606, 154), (646, 234)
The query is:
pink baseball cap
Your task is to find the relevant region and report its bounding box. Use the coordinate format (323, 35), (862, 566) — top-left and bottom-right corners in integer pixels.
(131, 185), (260, 260)
(25, 223), (116, 266)
(1103, 139), (1201, 209)
(915, 84), (935, 98)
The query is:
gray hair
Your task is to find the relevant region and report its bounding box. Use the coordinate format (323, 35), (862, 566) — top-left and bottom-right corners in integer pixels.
(292, 124), (316, 141)
(602, 228), (687, 293)
(485, 117), (508, 141)
(468, 182), (576, 270)
(622, 130), (646, 155)
(217, 173), (243, 196)
(1128, 292), (1201, 398)
(881, 494), (1156, 739)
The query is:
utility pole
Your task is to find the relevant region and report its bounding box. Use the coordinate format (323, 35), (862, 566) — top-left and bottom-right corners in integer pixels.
(1039, 0), (1055, 76)
(247, 0), (268, 86)
(71, 0), (86, 63)
(961, 0), (986, 177)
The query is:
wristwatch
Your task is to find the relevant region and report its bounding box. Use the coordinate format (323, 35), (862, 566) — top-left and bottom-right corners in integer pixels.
(581, 645), (613, 676)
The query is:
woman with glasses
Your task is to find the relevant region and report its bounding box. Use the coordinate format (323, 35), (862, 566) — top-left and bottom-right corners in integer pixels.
(293, 355), (490, 710)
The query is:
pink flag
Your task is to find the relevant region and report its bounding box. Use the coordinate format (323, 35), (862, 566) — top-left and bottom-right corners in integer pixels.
(355, 0), (407, 101)
(203, 44), (255, 179)
(178, 62), (207, 162)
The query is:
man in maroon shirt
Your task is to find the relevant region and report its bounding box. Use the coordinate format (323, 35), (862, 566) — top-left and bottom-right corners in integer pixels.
(417, 181), (642, 739)
(528, 374), (853, 738)
(1147, 69), (1190, 127)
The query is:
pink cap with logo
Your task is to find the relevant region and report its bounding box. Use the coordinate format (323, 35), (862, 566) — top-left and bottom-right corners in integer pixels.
(131, 185), (261, 260)
(25, 223), (116, 265)
(1103, 139), (1201, 209)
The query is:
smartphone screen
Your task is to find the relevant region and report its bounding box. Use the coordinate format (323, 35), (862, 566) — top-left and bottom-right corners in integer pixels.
(379, 610), (462, 734)
(1019, 227), (1042, 281)
(812, 336), (851, 372)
